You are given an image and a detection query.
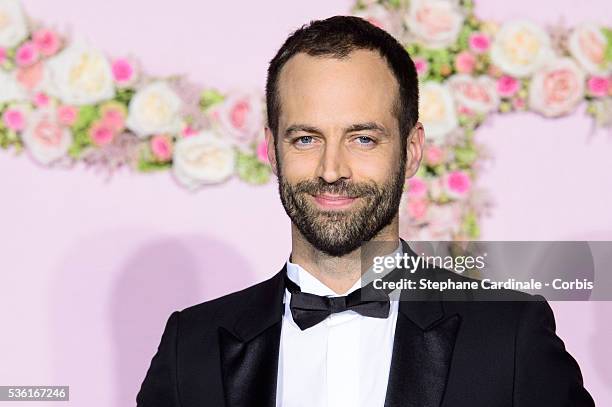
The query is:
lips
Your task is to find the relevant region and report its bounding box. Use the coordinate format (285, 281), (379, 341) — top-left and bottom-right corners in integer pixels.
(311, 194), (357, 209)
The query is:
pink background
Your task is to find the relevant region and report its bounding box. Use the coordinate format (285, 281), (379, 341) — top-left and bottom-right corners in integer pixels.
(0, 0), (611, 406)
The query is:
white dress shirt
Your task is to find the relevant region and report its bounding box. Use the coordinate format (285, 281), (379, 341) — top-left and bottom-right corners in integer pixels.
(275, 243), (402, 407)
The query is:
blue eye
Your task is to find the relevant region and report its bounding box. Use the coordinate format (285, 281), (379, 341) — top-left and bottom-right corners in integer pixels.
(355, 136), (374, 144)
(296, 135), (314, 145)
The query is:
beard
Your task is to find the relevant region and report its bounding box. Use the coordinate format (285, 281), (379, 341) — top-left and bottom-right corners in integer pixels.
(277, 154), (406, 257)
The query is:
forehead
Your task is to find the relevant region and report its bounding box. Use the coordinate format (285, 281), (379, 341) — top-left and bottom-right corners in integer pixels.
(276, 49), (399, 131)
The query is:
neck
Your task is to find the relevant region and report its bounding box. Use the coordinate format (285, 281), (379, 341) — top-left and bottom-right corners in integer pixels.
(289, 216), (400, 294)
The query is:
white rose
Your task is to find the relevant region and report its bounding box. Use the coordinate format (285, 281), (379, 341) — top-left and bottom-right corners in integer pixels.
(21, 108), (73, 165)
(353, 4), (402, 38)
(447, 74), (500, 113)
(126, 81), (183, 138)
(405, 0), (464, 49)
(0, 0), (28, 48)
(528, 57), (585, 117)
(0, 69), (26, 103)
(172, 131), (236, 189)
(568, 23), (611, 75)
(43, 40), (115, 105)
(490, 20), (553, 78)
(210, 90), (263, 145)
(419, 81), (458, 144)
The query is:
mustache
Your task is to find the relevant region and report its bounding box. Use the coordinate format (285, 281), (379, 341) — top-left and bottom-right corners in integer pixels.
(290, 178), (379, 197)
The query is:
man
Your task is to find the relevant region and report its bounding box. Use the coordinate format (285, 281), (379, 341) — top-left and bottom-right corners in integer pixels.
(137, 16), (594, 407)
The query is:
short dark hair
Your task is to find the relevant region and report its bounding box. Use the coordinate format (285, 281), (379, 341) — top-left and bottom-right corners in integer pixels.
(265, 15), (419, 146)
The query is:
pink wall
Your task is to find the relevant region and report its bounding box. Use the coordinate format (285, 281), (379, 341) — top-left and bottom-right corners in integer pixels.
(0, 0), (610, 406)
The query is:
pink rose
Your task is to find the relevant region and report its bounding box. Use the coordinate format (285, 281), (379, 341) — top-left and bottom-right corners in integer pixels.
(407, 199), (428, 220)
(57, 105), (78, 126)
(406, 0), (465, 48)
(32, 29), (61, 57)
(111, 58), (136, 86)
(2, 108), (26, 131)
(425, 144), (445, 166)
(182, 125), (198, 138)
(414, 57), (429, 76)
(568, 24), (610, 75)
(407, 176), (428, 198)
(454, 51), (476, 74)
(448, 75), (499, 113)
(468, 32), (491, 54)
(587, 76), (610, 98)
(15, 41), (39, 67)
(353, 4), (401, 38)
(458, 105), (474, 116)
(445, 170), (471, 198)
(0, 47), (6, 64)
(512, 97), (526, 110)
(100, 103), (127, 132)
(16, 62), (44, 91)
(89, 121), (114, 146)
(34, 92), (50, 108)
(214, 92), (263, 144)
(231, 101), (249, 128)
(151, 135), (173, 161)
(496, 75), (520, 97)
(529, 58), (585, 117)
(21, 108), (73, 165)
(102, 110), (125, 132)
(256, 138), (269, 164)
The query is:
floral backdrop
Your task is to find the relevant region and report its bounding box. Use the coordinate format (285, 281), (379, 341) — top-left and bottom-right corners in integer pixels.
(0, 0), (610, 240)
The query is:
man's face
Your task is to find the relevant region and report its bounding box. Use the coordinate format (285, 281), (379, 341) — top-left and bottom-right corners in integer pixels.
(267, 49), (416, 257)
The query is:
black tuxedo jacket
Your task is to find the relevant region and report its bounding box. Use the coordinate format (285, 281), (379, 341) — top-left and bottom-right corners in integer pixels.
(137, 241), (594, 407)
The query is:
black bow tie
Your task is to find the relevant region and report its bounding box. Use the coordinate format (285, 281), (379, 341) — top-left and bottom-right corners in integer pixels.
(284, 273), (391, 330)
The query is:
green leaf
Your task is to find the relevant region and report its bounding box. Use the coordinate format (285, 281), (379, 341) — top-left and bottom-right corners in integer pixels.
(602, 27), (612, 67)
(137, 158), (172, 172)
(67, 106), (101, 158)
(135, 143), (173, 172)
(200, 89), (225, 111)
(454, 146), (478, 166)
(69, 130), (93, 158)
(236, 150), (271, 185)
(0, 126), (20, 149)
(462, 211), (480, 239)
(457, 25), (474, 51)
(114, 88), (135, 105)
(71, 106), (99, 132)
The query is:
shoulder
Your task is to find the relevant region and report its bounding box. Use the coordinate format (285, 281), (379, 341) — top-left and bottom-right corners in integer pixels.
(426, 266), (547, 320)
(173, 270), (284, 328)
(425, 265), (535, 300)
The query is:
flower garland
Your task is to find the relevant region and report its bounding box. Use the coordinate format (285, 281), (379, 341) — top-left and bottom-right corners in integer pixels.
(354, 0), (612, 240)
(0, 0), (272, 189)
(0, 0), (610, 240)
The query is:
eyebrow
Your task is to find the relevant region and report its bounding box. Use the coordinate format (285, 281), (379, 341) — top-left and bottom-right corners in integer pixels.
(283, 122), (388, 138)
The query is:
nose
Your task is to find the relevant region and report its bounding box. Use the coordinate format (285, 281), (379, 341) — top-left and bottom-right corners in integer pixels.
(315, 140), (352, 184)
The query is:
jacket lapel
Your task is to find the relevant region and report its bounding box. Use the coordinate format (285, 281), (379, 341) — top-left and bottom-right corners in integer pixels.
(218, 243), (461, 407)
(218, 268), (286, 407)
(384, 240), (462, 407)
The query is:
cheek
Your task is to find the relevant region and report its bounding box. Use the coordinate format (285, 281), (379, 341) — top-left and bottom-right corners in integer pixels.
(279, 149), (321, 180)
(349, 146), (401, 182)
(351, 158), (395, 183)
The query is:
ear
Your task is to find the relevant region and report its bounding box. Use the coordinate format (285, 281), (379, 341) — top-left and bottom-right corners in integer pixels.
(405, 122), (425, 179)
(264, 126), (279, 176)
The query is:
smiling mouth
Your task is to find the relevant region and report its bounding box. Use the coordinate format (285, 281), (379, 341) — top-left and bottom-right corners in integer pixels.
(311, 194), (358, 209)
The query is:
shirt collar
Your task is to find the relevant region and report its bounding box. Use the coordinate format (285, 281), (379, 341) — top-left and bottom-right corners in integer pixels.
(285, 240), (403, 297)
